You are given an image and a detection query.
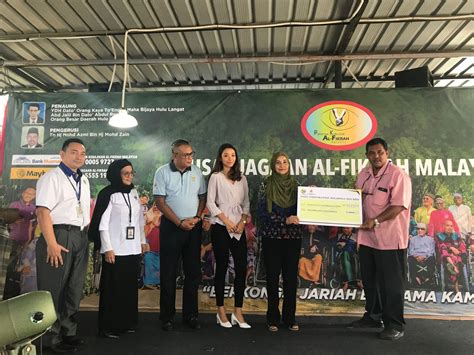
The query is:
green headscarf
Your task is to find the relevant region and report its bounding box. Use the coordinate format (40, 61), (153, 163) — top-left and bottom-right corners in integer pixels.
(266, 152), (298, 212)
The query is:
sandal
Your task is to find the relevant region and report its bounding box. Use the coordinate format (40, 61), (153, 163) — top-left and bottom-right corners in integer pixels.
(288, 324), (300, 331)
(267, 324), (279, 332)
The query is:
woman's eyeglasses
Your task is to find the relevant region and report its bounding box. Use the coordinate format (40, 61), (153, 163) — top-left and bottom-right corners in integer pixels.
(121, 171), (136, 177)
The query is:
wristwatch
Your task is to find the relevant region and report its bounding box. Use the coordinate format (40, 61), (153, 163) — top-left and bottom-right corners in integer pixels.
(194, 215), (202, 222)
(374, 218), (380, 228)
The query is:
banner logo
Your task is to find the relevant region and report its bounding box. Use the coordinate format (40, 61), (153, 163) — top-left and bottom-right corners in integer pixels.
(300, 101), (377, 151)
(10, 167), (52, 180)
(12, 154), (61, 166)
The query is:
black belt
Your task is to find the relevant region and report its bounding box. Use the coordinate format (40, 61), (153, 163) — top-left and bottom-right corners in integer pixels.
(53, 224), (82, 231)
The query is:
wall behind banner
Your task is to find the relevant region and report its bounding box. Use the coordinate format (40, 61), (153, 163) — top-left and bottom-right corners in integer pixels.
(1, 89), (473, 316)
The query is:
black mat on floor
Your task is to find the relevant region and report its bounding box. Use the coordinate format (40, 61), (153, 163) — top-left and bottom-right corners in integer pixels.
(36, 312), (474, 355)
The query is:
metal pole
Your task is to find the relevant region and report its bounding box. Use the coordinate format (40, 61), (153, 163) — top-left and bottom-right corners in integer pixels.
(1, 51), (471, 68)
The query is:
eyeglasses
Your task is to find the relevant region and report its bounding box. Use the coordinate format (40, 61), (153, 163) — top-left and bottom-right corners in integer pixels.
(121, 171), (136, 177)
(416, 228), (426, 230)
(176, 151), (195, 158)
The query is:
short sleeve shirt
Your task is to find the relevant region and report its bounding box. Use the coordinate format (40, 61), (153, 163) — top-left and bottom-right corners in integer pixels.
(153, 161), (206, 220)
(36, 166), (91, 227)
(355, 162), (412, 250)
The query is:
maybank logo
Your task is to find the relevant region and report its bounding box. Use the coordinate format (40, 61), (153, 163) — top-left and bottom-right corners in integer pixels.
(10, 167), (53, 180)
(300, 101), (377, 151)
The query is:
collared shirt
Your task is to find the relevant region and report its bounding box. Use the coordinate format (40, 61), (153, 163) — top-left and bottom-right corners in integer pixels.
(99, 189), (145, 255)
(408, 234), (435, 257)
(206, 172), (250, 240)
(414, 206), (436, 225)
(448, 204), (472, 237)
(36, 165), (91, 228)
(355, 162), (412, 250)
(153, 161), (206, 220)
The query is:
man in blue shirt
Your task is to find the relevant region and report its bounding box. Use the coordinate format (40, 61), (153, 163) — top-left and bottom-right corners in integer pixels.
(153, 139), (206, 331)
(408, 223), (436, 287)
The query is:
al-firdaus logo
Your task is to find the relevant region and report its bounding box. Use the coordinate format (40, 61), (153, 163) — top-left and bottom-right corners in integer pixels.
(300, 101), (377, 151)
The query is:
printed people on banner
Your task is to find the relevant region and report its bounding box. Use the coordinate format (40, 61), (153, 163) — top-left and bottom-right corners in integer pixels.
(36, 138), (91, 353)
(21, 126), (44, 149)
(2, 186), (37, 300)
(153, 139), (207, 331)
(258, 152), (302, 332)
(89, 159), (148, 339)
(436, 220), (468, 293)
(23, 102), (45, 124)
(427, 196), (460, 237)
(351, 138), (412, 341)
(200, 213), (215, 284)
(333, 227), (361, 291)
(414, 193), (436, 225)
(18, 224), (41, 294)
(245, 214), (257, 286)
(407, 192), (473, 292)
(207, 143), (251, 329)
(408, 223), (436, 288)
(298, 225), (323, 288)
(140, 194), (149, 215)
(143, 202), (161, 288)
(448, 193), (472, 244)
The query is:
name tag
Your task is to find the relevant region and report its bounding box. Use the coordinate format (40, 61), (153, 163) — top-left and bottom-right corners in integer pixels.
(126, 226), (135, 240)
(76, 204), (83, 218)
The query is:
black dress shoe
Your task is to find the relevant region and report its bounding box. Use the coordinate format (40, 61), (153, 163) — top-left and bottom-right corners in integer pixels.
(379, 328), (404, 340)
(62, 336), (85, 346)
(184, 317), (201, 330)
(49, 342), (78, 353)
(347, 316), (383, 329)
(98, 330), (120, 339)
(162, 321), (174, 331)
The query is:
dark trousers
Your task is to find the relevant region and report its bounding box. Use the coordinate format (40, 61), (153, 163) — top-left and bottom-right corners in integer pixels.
(36, 226), (89, 346)
(359, 245), (407, 331)
(263, 238), (301, 326)
(159, 217), (202, 322)
(211, 223), (247, 307)
(98, 254), (140, 332)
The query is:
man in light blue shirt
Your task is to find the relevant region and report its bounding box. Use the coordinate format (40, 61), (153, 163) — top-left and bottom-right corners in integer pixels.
(153, 139), (206, 331)
(408, 223), (436, 287)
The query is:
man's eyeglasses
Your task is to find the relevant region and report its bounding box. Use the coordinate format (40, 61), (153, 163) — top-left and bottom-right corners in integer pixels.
(176, 151), (195, 158)
(121, 171), (136, 177)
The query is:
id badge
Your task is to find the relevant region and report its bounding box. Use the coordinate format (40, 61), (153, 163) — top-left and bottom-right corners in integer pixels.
(76, 203), (83, 218)
(126, 226), (135, 240)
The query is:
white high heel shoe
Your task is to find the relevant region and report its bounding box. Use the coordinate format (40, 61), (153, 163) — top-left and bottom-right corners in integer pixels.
(231, 313), (251, 329)
(216, 314), (232, 328)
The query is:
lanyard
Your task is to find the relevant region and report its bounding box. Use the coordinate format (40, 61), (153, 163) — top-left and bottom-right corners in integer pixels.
(361, 162), (391, 195)
(61, 168), (82, 202)
(122, 193), (132, 224)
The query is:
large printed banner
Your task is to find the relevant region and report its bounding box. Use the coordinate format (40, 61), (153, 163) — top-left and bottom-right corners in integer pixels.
(1, 89), (473, 317)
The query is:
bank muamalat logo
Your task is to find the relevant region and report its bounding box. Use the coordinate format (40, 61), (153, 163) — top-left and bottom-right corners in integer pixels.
(300, 101), (377, 151)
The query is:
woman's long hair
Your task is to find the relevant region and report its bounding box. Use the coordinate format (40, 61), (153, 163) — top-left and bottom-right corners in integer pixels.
(210, 143), (242, 181)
